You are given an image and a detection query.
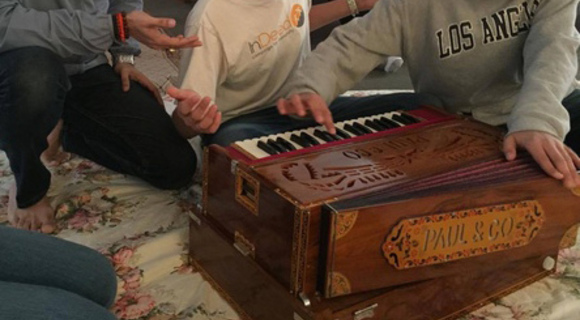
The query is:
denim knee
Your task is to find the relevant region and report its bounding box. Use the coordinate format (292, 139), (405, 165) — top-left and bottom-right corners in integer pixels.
(0, 281), (117, 320)
(0, 47), (69, 133)
(0, 227), (118, 308)
(79, 248), (118, 308)
(146, 142), (197, 190)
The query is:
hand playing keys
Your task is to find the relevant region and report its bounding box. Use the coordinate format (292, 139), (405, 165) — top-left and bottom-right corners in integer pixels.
(277, 93), (337, 135)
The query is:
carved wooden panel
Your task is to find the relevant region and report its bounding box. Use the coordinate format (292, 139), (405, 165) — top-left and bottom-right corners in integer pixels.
(255, 120), (503, 205)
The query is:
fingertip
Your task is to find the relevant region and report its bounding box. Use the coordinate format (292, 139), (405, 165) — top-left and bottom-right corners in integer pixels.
(165, 18), (176, 28)
(564, 179), (576, 189)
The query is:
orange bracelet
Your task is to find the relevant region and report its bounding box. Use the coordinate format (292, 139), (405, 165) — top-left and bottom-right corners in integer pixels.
(112, 12), (129, 43)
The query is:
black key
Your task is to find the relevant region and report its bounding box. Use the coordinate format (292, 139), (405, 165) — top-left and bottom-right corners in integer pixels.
(313, 129), (332, 142)
(335, 127), (351, 139)
(392, 114), (412, 125)
(352, 122), (373, 134)
(276, 137), (296, 151)
(367, 119), (386, 130)
(401, 112), (420, 123)
(365, 119), (385, 131)
(344, 123), (365, 136)
(326, 132), (340, 141)
(267, 139), (287, 153)
(290, 134), (311, 148)
(379, 117), (400, 128)
(300, 132), (320, 146)
(374, 117), (393, 129)
(313, 129), (339, 142)
(257, 140), (278, 155)
(374, 119), (392, 130)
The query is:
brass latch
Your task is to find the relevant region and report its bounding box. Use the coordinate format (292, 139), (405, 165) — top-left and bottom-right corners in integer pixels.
(234, 231), (256, 259)
(235, 169), (260, 216)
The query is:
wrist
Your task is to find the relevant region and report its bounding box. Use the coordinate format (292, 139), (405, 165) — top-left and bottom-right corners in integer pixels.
(114, 54), (135, 66)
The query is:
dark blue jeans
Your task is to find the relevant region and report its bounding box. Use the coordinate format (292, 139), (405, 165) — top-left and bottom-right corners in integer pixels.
(0, 47), (196, 208)
(0, 226), (117, 320)
(202, 93), (444, 146)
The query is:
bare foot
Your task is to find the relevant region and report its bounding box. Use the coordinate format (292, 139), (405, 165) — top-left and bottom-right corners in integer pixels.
(8, 182), (56, 233)
(41, 119), (71, 167)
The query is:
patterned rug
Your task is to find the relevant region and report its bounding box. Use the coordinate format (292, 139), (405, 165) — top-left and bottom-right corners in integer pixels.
(1, 46), (579, 320)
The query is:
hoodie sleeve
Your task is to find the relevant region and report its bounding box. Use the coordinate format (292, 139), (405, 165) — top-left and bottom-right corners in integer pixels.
(108, 0), (141, 56)
(0, 0), (115, 57)
(286, 0), (405, 103)
(508, 0), (580, 139)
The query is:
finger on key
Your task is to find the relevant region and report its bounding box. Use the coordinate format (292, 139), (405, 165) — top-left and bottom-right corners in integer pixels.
(291, 94), (307, 117)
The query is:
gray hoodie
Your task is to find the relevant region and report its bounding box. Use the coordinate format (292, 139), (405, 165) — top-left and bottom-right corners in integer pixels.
(0, 0), (141, 75)
(287, 0), (580, 140)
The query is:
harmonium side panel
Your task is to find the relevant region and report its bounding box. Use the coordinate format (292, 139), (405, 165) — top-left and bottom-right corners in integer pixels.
(243, 119), (507, 297)
(204, 145), (321, 294)
(320, 176), (580, 298)
(189, 211), (552, 320)
(328, 255), (550, 320)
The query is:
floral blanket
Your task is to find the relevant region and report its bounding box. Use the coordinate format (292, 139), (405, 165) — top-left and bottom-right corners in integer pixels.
(0, 47), (579, 320)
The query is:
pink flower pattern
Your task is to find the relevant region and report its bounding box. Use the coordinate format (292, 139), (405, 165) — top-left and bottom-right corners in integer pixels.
(113, 292), (156, 320)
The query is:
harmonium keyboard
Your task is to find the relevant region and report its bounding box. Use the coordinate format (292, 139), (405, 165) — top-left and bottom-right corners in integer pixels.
(189, 105), (580, 320)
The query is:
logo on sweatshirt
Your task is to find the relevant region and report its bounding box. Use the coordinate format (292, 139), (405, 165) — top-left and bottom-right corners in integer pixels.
(290, 4), (305, 28)
(436, 0), (540, 59)
(248, 3), (306, 56)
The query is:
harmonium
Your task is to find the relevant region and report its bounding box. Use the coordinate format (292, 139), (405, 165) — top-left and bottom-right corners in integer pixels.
(188, 105), (580, 320)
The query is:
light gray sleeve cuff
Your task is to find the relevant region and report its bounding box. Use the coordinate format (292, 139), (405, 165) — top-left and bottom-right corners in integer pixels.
(507, 114), (570, 140)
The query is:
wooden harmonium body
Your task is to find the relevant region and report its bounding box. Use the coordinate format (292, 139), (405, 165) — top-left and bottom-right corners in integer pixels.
(194, 105), (580, 319)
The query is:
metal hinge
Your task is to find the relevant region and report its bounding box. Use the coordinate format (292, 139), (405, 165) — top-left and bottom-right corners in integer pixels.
(188, 211), (201, 226)
(354, 303), (378, 320)
(230, 160), (238, 174)
(298, 292), (311, 307)
(233, 231), (256, 258)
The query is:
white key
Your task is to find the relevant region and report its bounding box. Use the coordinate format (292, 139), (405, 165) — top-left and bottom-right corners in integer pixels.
(234, 111), (415, 159)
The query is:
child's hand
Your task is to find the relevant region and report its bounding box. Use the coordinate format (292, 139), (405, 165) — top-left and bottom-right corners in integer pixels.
(503, 130), (580, 189)
(126, 11), (202, 50)
(167, 86), (221, 135)
(114, 63), (163, 106)
(277, 93), (336, 135)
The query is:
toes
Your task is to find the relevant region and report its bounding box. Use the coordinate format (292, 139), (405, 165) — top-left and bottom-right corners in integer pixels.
(17, 217), (32, 231)
(39, 210), (57, 234)
(40, 223), (56, 234)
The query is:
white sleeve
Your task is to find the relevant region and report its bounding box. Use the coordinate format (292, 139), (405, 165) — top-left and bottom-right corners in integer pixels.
(178, 19), (227, 102)
(508, 0), (580, 139)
